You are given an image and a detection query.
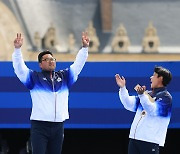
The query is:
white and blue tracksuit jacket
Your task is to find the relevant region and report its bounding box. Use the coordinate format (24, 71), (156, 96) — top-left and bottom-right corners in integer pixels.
(12, 47), (88, 122)
(119, 86), (172, 146)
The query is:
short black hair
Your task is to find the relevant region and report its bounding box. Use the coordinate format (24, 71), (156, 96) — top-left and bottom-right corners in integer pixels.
(154, 66), (172, 86)
(38, 50), (53, 63)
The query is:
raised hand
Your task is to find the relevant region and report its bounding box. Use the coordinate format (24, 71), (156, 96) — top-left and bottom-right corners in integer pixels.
(115, 74), (126, 88)
(82, 31), (89, 48)
(14, 33), (23, 49)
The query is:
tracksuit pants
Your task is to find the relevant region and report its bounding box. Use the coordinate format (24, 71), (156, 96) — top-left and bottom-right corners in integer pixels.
(31, 120), (64, 154)
(128, 139), (159, 154)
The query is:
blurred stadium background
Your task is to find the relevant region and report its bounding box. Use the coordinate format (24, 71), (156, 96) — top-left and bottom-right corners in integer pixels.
(0, 0), (180, 153)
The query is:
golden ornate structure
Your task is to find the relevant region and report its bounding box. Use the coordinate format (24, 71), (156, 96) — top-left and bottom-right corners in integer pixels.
(142, 22), (160, 53)
(86, 21), (100, 53)
(67, 33), (76, 52)
(43, 24), (59, 52)
(111, 24), (130, 53)
(34, 32), (41, 50)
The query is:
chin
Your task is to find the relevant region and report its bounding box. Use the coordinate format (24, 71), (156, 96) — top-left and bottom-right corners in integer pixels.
(50, 69), (55, 71)
(49, 67), (55, 71)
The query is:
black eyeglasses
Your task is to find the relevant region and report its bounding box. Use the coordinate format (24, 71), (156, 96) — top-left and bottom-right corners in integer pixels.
(41, 58), (56, 62)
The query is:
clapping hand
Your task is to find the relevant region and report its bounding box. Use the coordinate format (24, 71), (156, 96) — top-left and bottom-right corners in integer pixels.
(136, 85), (146, 95)
(115, 74), (126, 88)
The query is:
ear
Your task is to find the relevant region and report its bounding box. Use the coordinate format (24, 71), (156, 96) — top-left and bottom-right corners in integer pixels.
(159, 76), (163, 80)
(159, 76), (163, 84)
(39, 63), (42, 69)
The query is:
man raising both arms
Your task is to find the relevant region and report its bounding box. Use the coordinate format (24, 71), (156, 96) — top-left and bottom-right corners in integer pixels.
(12, 32), (89, 154)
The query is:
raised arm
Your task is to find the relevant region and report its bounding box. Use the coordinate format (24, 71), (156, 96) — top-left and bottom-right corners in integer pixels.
(12, 33), (30, 84)
(69, 32), (89, 81)
(115, 74), (139, 112)
(138, 90), (172, 117)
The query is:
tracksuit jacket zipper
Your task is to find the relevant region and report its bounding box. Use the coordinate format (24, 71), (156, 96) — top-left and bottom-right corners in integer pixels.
(52, 73), (57, 121)
(134, 110), (146, 139)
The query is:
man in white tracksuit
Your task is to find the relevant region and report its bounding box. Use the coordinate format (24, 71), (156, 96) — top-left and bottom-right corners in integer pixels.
(12, 32), (89, 154)
(115, 66), (172, 154)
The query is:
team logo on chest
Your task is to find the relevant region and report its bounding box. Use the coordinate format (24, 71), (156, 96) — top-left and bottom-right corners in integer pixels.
(57, 77), (62, 82)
